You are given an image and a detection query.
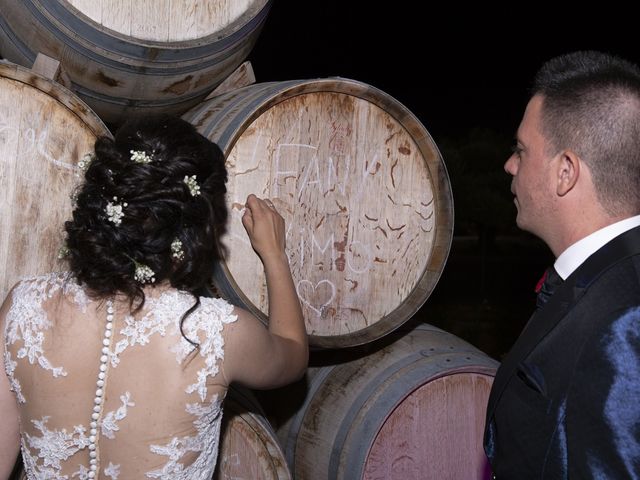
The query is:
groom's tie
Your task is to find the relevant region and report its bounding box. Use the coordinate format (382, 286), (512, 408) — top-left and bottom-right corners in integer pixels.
(535, 266), (563, 309)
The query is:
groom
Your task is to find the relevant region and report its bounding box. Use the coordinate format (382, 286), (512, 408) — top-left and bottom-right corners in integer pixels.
(484, 50), (640, 478)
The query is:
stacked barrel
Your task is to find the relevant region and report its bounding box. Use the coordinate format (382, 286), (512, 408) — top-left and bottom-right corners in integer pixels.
(0, 3), (497, 479)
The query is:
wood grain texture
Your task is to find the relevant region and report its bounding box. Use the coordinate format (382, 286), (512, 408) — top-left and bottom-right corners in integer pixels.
(206, 61), (256, 99)
(226, 92), (435, 337)
(183, 79), (454, 348)
(363, 373), (493, 480)
(265, 324), (497, 480)
(31, 53), (61, 81)
(0, 62), (109, 303)
(0, 0), (271, 123)
(214, 387), (292, 480)
(67, 0), (255, 41)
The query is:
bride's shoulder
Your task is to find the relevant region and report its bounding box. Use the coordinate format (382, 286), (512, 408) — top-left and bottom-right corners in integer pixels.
(149, 289), (236, 325)
(11, 271), (67, 295)
(10, 271), (90, 311)
(187, 295), (238, 329)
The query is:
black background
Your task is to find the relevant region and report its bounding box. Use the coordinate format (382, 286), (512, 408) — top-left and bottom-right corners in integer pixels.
(248, 3), (639, 140)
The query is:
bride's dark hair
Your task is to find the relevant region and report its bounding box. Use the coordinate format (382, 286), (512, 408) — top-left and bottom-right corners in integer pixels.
(65, 114), (228, 318)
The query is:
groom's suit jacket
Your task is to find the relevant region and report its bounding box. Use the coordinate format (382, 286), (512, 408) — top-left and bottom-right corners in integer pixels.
(484, 226), (640, 479)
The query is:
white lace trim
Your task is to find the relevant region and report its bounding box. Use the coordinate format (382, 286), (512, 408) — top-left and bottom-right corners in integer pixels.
(23, 416), (90, 476)
(179, 299), (235, 401)
(104, 462), (120, 479)
(3, 349), (24, 403)
(111, 293), (235, 403)
(4, 274), (236, 479)
(72, 465), (91, 479)
(146, 397), (223, 479)
(3, 273), (89, 401)
(19, 392), (133, 478)
(101, 393), (135, 440)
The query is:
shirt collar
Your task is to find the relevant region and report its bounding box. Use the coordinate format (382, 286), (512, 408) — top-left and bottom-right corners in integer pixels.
(554, 215), (640, 280)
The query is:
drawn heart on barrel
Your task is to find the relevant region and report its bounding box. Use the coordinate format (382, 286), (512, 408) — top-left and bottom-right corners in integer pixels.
(296, 279), (336, 317)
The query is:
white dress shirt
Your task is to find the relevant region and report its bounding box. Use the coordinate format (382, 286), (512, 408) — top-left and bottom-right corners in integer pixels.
(554, 215), (640, 280)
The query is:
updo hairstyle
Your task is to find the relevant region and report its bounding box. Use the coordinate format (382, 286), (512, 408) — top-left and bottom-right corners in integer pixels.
(64, 114), (228, 310)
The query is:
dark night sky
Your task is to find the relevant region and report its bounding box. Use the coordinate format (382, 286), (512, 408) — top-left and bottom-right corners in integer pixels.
(248, 3), (640, 142)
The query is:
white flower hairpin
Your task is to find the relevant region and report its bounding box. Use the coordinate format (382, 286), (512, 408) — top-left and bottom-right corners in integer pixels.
(57, 242), (70, 259)
(106, 197), (127, 225)
(125, 254), (156, 284)
(78, 153), (94, 172)
(133, 261), (156, 284)
(183, 175), (201, 196)
(171, 238), (185, 260)
(70, 189), (79, 206)
(130, 150), (153, 164)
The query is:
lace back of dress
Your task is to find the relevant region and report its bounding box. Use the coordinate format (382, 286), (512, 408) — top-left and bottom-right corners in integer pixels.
(3, 273), (236, 479)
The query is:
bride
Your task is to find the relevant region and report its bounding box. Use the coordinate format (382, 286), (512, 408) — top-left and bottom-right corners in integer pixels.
(0, 115), (307, 479)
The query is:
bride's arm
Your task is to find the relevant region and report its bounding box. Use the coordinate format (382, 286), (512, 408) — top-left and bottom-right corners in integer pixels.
(0, 289), (21, 480)
(222, 195), (308, 389)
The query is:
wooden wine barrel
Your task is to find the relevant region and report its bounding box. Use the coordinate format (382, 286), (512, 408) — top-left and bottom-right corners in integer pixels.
(182, 78), (454, 348)
(0, 0), (272, 124)
(258, 323), (497, 480)
(0, 60), (109, 302)
(214, 386), (292, 480)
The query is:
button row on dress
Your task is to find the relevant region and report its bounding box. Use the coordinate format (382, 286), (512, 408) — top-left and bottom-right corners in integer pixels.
(87, 300), (114, 479)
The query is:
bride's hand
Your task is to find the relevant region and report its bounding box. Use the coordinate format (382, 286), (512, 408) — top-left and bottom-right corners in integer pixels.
(241, 194), (286, 262)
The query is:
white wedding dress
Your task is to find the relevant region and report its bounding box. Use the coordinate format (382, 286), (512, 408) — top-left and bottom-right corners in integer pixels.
(2, 272), (237, 479)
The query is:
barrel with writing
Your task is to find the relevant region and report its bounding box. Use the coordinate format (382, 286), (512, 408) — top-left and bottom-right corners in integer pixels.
(259, 323), (497, 480)
(183, 78), (454, 348)
(0, 0), (271, 124)
(0, 60), (109, 302)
